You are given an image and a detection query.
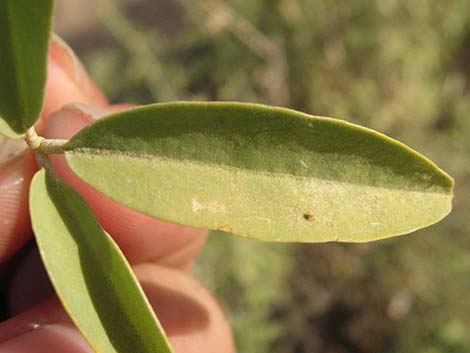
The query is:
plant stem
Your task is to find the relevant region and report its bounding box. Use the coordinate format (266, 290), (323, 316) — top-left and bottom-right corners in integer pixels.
(24, 127), (42, 150)
(40, 138), (68, 154)
(24, 127), (67, 171)
(24, 127), (68, 154)
(33, 149), (54, 171)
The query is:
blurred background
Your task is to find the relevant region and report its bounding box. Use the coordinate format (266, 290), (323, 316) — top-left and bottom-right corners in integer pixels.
(55, 0), (469, 352)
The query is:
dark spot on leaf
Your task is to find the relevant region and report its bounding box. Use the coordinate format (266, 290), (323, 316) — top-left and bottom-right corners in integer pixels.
(303, 211), (315, 221)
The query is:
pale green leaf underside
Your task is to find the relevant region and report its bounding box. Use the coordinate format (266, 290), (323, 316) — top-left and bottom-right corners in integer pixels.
(65, 102), (453, 242)
(30, 169), (174, 353)
(0, 0), (54, 138)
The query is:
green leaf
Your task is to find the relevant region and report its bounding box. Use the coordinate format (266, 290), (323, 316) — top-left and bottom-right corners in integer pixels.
(65, 102), (454, 243)
(0, 0), (54, 138)
(29, 169), (174, 353)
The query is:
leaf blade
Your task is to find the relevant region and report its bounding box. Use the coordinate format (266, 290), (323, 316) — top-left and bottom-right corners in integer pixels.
(0, 0), (54, 138)
(30, 169), (174, 353)
(65, 102), (453, 243)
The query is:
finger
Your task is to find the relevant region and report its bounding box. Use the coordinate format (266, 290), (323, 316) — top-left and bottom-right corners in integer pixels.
(43, 104), (207, 268)
(0, 264), (235, 353)
(0, 150), (37, 263)
(40, 35), (108, 126)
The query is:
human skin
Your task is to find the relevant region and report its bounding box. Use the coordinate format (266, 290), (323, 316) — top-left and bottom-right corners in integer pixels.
(0, 36), (236, 353)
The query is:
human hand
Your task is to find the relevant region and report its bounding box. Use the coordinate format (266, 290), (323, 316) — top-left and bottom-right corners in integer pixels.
(0, 36), (235, 353)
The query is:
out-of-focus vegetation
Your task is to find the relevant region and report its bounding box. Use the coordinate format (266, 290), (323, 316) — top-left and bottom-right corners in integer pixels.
(59, 0), (470, 352)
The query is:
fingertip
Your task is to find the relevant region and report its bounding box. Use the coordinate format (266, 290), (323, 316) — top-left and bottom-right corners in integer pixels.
(42, 35), (108, 120)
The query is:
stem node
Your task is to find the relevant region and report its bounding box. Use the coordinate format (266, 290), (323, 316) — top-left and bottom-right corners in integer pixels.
(24, 127), (66, 171)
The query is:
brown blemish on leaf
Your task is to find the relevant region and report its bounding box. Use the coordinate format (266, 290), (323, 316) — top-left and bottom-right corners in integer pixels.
(303, 211), (315, 221)
(217, 225), (233, 233)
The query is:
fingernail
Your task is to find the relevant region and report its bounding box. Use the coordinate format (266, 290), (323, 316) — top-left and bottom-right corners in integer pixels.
(63, 103), (108, 121)
(49, 34), (86, 89)
(0, 324), (92, 353)
(43, 104), (109, 141)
